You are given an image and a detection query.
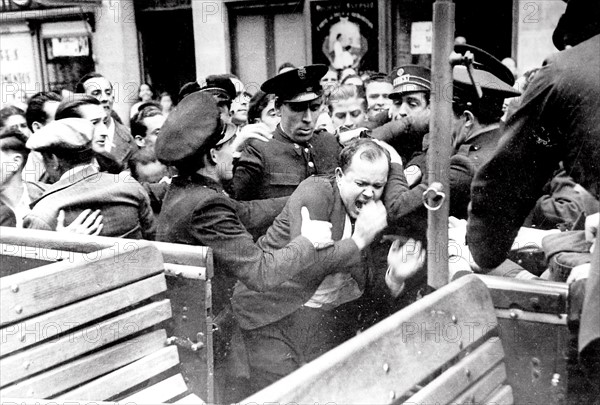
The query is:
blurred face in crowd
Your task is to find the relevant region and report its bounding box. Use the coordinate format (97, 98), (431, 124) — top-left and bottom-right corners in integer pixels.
(134, 161), (169, 183)
(336, 148), (388, 219)
(389, 91), (429, 120)
(0, 146), (23, 186)
(278, 98), (322, 143)
(365, 81), (393, 117)
(77, 103), (109, 153)
(141, 114), (165, 150)
(211, 135), (237, 182)
(138, 84), (153, 102)
(330, 96), (366, 132)
(320, 69), (339, 91)
(231, 92), (251, 126)
(160, 94), (173, 112)
(3, 114), (31, 138)
(259, 99), (280, 132)
(83, 77), (114, 121)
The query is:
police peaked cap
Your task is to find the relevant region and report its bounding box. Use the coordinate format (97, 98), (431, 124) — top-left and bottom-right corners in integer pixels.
(261, 64), (328, 103)
(178, 75), (237, 101)
(389, 65), (432, 99)
(453, 44), (520, 99)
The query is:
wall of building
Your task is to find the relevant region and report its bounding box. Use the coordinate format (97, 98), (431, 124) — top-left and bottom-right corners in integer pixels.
(191, 0), (229, 79)
(515, 0), (565, 75)
(93, 0), (141, 125)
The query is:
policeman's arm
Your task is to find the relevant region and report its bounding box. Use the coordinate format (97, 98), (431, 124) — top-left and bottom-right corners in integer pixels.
(230, 141), (264, 201)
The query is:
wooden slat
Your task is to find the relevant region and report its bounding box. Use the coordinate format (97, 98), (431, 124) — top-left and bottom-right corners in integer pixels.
(0, 330), (167, 398)
(0, 226), (212, 272)
(164, 263), (207, 281)
(174, 393), (206, 404)
(57, 346), (179, 400)
(484, 384), (514, 405)
(1, 243), (84, 263)
(1, 275), (166, 356)
(0, 399), (117, 405)
(244, 275), (497, 404)
(0, 242), (164, 326)
(453, 362), (508, 405)
(121, 373), (188, 403)
(406, 337), (504, 404)
(0, 300), (171, 387)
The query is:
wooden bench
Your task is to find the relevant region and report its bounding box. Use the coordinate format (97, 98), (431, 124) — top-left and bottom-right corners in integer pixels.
(0, 227), (213, 404)
(242, 274), (513, 405)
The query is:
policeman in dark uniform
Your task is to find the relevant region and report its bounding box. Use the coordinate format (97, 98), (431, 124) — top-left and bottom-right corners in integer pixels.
(231, 64), (342, 201)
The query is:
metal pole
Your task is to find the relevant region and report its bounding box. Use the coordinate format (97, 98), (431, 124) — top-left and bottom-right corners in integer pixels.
(427, 0), (454, 289)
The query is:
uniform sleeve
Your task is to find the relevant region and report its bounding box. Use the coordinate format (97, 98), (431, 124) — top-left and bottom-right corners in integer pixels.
(384, 163), (421, 222)
(23, 214), (53, 231)
(233, 196), (289, 239)
(231, 140), (264, 201)
(468, 65), (563, 269)
(192, 195), (358, 292)
(137, 185), (157, 240)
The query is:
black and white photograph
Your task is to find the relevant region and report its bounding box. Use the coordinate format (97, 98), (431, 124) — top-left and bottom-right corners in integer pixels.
(1, 1), (599, 404)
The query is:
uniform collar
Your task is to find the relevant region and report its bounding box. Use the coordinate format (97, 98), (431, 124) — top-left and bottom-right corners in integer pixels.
(178, 173), (227, 195)
(273, 125), (313, 156)
(464, 123), (500, 143)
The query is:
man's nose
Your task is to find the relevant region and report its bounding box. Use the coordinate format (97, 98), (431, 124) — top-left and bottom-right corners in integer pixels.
(302, 108), (313, 122)
(362, 187), (374, 198)
(343, 114), (354, 127)
(398, 102), (410, 117)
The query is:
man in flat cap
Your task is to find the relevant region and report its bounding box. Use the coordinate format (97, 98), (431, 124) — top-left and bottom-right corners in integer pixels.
(467, 0), (600, 398)
(230, 64), (342, 201)
(23, 118), (156, 239)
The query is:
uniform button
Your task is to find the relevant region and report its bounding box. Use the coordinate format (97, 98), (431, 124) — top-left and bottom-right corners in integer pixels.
(473, 146), (480, 151)
(304, 148), (309, 153)
(308, 162), (315, 168)
(294, 144), (299, 149)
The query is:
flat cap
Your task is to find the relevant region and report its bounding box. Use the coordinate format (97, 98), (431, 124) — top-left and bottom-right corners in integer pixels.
(155, 92), (234, 167)
(389, 65), (431, 99)
(26, 118), (93, 151)
(453, 44), (521, 99)
(178, 75), (237, 101)
(261, 64), (328, 103)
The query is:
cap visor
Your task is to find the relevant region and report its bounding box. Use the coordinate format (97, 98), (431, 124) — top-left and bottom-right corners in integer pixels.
(453, 66), (521, 97)
(281, 91), (321, 103)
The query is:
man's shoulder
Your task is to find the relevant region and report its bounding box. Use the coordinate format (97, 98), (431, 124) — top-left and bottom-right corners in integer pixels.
(294, 175), (336, 196)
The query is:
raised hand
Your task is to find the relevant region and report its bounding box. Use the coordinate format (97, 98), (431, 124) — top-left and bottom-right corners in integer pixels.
(387, 238), (425, 282)
(300, 206), (334, 250)
(56, 209), (104, 236)
(352, 200), (387, 250)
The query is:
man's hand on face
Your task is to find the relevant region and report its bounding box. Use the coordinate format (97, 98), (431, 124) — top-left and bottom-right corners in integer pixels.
(301, 206), (334, 249)
(351, 200), (387, 250)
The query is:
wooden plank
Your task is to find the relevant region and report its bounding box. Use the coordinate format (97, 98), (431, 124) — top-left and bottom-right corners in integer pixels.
(174, 393), (206, 404)
(0, 330), (167, 398)
(1, 275), (166, 356)
(1, 243), (83, 263)
(0, 399), (117, 405)
(164, 263), (206, 281)
(0, 300), (171, 387)
(0, 242), (164, 326)
(406, 337), (505, 404)
(0, 227), (211, 271)
(452, 362), (508, 404)
(121, 373), (188, 403)
(484, 384), (514, 405)
(57, 346), (179, 400)
(244, 275), (497, 404)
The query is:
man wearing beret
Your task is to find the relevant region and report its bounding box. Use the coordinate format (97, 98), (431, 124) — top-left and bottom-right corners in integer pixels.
(230, 64), (342, 201)
(467, 0), (600, 399)
(23, 118), (156, 239)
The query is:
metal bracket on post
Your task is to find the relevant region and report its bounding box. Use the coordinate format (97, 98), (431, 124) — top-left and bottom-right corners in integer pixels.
(423, 182), (447, 211)
(166, 333), (205, 353)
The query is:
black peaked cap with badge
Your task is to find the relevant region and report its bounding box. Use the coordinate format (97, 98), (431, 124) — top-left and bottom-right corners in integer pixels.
(261, 64), (328, 103)
(453, 44), (521, 101)
(388, 65), (432, 99)
(155, 92), (236, 170)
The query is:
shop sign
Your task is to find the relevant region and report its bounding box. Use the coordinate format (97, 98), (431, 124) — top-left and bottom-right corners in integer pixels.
(310, 1), (379, 72)
(411, 22), (433, 55)
(1, 30), (39, 105)
(48, 36), (89, 58)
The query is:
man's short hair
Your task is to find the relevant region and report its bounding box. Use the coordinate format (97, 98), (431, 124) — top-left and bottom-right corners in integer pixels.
(0, 129), (30, 169)
(131, 105), (163, 138)
(248, 91), (276, 123)
(26, 92), (62, 130)
(327, 84), (367, 114)
(339, 138), (390, 173)
(75, 72), (109, 93)
(0, 106), (25, 129)
(55, 96), (101, 120)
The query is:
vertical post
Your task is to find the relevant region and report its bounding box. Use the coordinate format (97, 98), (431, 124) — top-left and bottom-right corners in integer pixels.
(427, 0), (454, 289)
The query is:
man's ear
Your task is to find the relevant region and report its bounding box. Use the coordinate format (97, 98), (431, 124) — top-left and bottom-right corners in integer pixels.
(335, 167), (343, 180)
(134, 135), (146, 148)
(31, 121), (43, 133)
(462, 110), (475, 127)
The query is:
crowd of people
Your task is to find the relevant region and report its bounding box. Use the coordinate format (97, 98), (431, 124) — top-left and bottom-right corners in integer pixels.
(0, 0), (598, 403)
